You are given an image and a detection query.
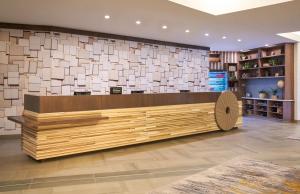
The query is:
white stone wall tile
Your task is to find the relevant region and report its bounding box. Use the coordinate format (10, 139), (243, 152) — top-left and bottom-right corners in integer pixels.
(63, 76), (75, 85)
(9, 45), (24, 56)
(62, 85), (71, 95)
(51, 67), (64, 80)
(0, 41), (7, 52)
(0, 31), (9, 41)
(44, 38), (52, 49)
(79, 35), (89, 43)
(0, 53), (8, 64)
(51, 39), (58, 50)
(4, 88), (19, 99)
(51, 86), (61, 94)
(69, 46), (76, 56)
(51, 80), (62, 87)
(5, 106), (16, 116)
(108, 70), (118, 81)
(29, 36), (41, 50)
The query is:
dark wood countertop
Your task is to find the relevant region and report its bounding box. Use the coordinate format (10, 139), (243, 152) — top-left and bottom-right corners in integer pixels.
(24, 92), (240, 113)
(7, 116), (25, 125)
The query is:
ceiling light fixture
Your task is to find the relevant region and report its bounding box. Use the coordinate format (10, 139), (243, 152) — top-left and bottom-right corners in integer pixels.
(168, 0), (293, 15)
(185, 29), (190, 33)
(104, 15), (110, 19)
(204, 33), (209, 36)
(237, 39), (242, 42)
(162, 25), (168, 29)
(222, 36), (227, 39)
(136, 20), (141, 25)
(265, 44), (270, 47)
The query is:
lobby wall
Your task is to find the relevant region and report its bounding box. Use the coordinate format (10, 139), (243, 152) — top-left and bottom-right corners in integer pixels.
(0, 28), (209, 135)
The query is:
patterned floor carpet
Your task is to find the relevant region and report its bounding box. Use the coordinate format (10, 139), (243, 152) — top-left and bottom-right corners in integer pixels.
(149, 157), (300, 194)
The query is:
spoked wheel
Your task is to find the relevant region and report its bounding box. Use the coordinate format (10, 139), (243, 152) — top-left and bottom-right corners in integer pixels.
(215, 91), (239, 131)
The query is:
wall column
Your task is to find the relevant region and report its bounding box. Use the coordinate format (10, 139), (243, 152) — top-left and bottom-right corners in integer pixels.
(294, 42), (300, 120)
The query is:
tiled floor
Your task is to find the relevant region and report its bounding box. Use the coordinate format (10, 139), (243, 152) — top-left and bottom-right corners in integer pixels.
(0, 117), (300, 193)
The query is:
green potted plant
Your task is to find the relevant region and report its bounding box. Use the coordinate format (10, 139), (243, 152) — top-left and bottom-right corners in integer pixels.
(270, 88), (278, 100)
(269, 59), (278, 66)
(258, 90), (268, 99)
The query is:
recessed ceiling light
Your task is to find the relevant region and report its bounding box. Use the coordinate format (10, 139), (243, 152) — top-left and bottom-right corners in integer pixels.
(222, 36), (227, 39)
(168, 0), (293, 15)
(185, 29), (190, 33)
(265, 44), (270, 47)
(204, 33), (209, 36)
(104, 15), (110, 19)
(162, 25), (168, 29)
(237, 39), (242, 42)
(136, 20), (141, 25)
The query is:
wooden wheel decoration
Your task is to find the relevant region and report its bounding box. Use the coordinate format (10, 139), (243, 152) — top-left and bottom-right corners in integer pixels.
(215, 91), (239, 131)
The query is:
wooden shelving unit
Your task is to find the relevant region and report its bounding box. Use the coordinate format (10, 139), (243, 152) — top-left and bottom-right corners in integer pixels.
(240, 43), (294, 121)
(224, 63), (238, 92)
(242, 97), (293, 121)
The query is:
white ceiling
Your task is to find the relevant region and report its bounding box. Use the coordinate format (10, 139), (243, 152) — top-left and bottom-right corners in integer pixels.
(0, 0), (299, 51)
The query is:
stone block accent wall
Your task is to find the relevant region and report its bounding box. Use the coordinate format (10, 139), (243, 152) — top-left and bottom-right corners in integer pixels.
(0, 28), (209, 135)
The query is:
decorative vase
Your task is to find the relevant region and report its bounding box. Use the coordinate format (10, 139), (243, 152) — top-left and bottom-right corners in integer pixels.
(259, 93), (267, 99)
(277, 80), (284, 88)
(272, 95), (278, 100)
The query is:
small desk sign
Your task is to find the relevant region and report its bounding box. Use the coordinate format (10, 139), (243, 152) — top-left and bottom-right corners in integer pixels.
(110, 87), (122, 95)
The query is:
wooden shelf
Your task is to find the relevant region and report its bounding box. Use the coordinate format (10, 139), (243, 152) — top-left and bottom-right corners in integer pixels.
(239, 68), (259, 71)
(260, 65), (285, 69)
(260, 54), (285, 59)
(242, 97), (293, 102)
(270, 112), (283, 115)
(241, 76), (285, 80)
(239, 58), (259, 62)
(257, 110), (268, 113)
(270, 106), (282, 108)
(256, 104), (267, 107)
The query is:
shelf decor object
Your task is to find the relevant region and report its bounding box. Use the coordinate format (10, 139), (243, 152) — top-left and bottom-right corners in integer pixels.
(8, 92), (242, 160)
(259, 90), (268, 99)
(277, 80), (285, 99)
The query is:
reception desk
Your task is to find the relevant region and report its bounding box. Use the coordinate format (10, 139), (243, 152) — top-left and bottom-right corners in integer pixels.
(14, 92), (242, 160)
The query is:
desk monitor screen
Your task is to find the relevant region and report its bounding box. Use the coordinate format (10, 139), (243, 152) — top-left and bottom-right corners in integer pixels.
(131, 90), (144, 94)
(74, 91), (91, 96)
